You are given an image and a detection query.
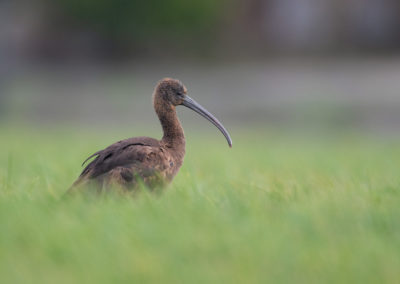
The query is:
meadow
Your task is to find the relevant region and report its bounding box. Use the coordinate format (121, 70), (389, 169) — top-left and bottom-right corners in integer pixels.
(1, 126), (399, 283)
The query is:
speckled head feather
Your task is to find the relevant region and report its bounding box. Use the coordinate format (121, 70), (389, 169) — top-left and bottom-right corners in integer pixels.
(154, 78), (188, 106)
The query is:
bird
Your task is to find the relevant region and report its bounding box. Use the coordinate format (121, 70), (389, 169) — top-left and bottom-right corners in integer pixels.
(67, 78), (232, 194)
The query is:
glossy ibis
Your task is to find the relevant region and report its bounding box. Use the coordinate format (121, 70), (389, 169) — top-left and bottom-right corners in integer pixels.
(67, 78), (232, 194)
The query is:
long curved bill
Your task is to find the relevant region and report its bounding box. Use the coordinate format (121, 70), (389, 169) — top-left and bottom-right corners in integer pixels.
(182, 96), (233, 147)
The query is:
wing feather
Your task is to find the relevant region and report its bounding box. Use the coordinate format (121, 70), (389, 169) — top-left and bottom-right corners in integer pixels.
(78, 137), (162, 180)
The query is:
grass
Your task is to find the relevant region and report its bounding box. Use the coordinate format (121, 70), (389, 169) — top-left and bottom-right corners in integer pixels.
(1, 125), (400, 283)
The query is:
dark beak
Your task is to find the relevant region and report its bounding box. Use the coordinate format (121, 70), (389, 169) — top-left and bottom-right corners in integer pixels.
(182, 96), (233, 147)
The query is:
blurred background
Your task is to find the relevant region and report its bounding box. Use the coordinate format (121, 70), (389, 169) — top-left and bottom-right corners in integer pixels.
(1, 0), (400, 135)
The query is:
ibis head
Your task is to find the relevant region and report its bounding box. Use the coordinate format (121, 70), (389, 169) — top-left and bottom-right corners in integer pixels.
(154, 78), (232, 147)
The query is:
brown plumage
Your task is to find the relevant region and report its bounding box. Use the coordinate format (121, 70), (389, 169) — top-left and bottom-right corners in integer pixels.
(67, 78), (232, 194)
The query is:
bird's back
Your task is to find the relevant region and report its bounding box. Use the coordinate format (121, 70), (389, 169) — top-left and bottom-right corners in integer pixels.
(68, 136), (180, 194)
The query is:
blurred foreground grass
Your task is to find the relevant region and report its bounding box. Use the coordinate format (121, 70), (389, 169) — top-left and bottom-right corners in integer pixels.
(1, 125), (400, 283)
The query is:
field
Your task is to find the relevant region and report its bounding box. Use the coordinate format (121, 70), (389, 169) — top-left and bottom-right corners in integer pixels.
(1, 126), (400, 283)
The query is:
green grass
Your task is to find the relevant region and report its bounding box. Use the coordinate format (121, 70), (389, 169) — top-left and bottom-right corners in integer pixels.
(1, 126), (400, 283)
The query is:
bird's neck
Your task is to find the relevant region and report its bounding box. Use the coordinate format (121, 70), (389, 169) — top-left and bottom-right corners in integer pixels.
(157, 106), (185, 150)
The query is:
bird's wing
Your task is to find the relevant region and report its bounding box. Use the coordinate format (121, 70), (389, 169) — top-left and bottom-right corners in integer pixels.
(78, 137), (166, 181)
